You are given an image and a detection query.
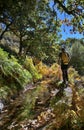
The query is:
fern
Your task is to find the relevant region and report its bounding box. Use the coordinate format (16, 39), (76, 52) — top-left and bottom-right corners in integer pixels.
(0, 48), (32, 89)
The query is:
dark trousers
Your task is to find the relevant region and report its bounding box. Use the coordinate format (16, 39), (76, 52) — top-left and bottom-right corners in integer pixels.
(61, 64), (68, 83)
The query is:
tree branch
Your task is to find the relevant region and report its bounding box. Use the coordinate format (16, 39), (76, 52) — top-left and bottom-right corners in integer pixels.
(54, 0), (75, 15)
(0, 21), (13, 40)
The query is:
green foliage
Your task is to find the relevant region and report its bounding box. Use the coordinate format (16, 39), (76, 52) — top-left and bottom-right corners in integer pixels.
(0, 85), (10, 99)
(42, 43), (60, 64)
(24, 57), (42, 81)
(70, 42), (84, 75)
(0, 48), (32, 96)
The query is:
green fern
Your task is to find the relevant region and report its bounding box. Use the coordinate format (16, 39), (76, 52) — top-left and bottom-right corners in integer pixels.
(0, 48), (32, 89)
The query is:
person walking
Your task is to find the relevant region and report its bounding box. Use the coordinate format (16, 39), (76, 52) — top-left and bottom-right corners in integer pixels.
(58, 46), (70, 85)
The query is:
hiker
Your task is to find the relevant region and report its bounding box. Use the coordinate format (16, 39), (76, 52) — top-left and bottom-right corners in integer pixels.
(58, 46), (70, 85)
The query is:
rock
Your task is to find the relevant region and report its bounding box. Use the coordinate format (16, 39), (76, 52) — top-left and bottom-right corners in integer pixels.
(0, 100), (4, 113)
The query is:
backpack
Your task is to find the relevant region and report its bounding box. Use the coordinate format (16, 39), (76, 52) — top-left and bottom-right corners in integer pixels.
(61, 51), (70, 65)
